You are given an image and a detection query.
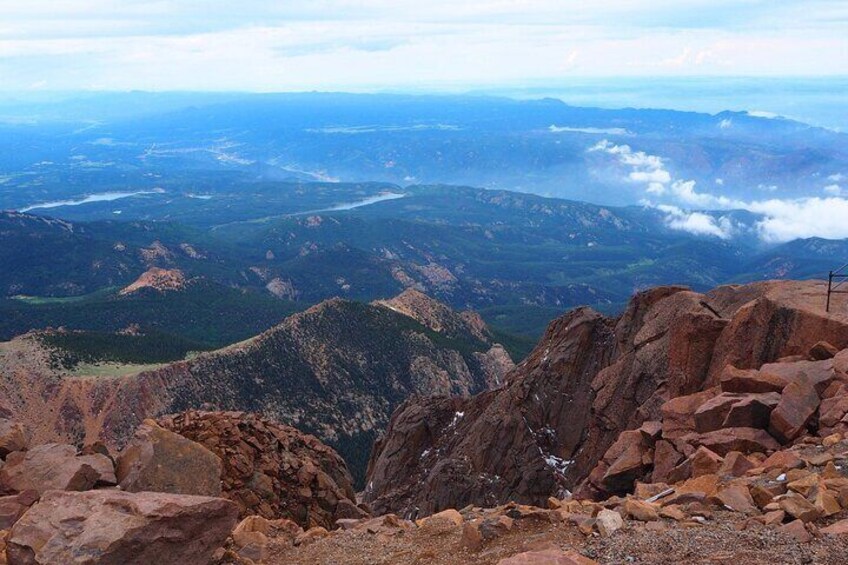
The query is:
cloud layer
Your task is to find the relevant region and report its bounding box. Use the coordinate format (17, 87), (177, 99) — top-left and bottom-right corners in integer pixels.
(590, 137), (848, 243)
(0, 1), (846, 91)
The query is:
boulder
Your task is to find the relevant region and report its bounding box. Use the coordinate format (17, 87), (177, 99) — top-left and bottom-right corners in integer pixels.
(820, 519), (848, 535)
(6, 490), (238, 565)
(0, 420), (27, 459)
(0, 444), (114, 495)
(0, 490), (38, 529)
(231, 515), (271, 562)
(622, 498), (659, 521)
(117, 420), (223, 496)
(718, 451), (756, 477)
(690, 446), (723, 477)
(780, 519), (813, 543)
(809, 341), (839, 361)
(719, 366), (787, 394)
(713, 485), (758, 515)
(769, 381), (820, 443)
(779, 493), (821, 522)
(662, 390), (721, 439)
(595, 509), (624, 537)
(693, 392), (780, 433)
(498, 549), (598, 565)
(685, 427), (780, 456)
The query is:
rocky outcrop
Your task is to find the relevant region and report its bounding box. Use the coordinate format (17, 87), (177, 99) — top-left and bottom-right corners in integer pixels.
(0, 443), (115, 495)
(365, 280), (848, 516)
(158, 411), (367, 529)
(116, 419), (223, 496)
(6, 490), (238, 565)
(119, 266), (188, 295)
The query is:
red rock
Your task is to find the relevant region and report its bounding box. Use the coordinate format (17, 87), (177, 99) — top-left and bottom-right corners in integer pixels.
(686, 427), (780, 456)
(6, 490), (238, 564)
(117, 420), (223, 496)
(809, 341), (839, 361)
(622, 498), (659, 521)
(0, 443), (114, 495)
(662, 390), (721, 439)
(0, 491), (38, 529)
(769, 381), (820, 443)
(760, 359), (837, 396)
(294, 526), (329, 546)
(0, 419), (27, 459)
(780, 519), (813, 543)
(762, 450), (804, 472)
(693, 391), (780, 433)
(820, 395), (848, 428)
(159, 411), (363, 529)
(714, 485), (758, 515)
(719, 366), (788, 394)
(820, 519), (848, 535)
(498, 549), (599, 565)
(779, 494), (821, 522)
(652, 440), (684, 484)
(690, 446), (724, 477)
(719, 451), (756, 477)
(723, 393), (780, 429)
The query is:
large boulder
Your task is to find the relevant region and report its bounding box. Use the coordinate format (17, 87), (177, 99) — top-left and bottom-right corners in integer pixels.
(769, 381), (821, 443)
(6, 490), (238, 565)
(158, 411), (365, 529)
(116, 420), (222, 496)
(0, 444), (115, 495)
(0, 420), (27, 459)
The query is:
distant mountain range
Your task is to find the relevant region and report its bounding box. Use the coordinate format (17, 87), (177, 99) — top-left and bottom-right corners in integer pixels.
(1, 92), (845, 213)
(2, 182), (846, 354)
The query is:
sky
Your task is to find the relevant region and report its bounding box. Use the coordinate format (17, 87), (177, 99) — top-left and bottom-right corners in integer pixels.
(1, 0), (847, 92)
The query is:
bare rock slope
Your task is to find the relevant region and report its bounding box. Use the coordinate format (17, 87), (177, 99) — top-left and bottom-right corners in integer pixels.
(364, 280), (848, 516)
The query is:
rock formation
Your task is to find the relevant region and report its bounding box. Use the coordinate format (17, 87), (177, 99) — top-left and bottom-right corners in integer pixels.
(158, 411), (367, 529)
(364, 280), (848, 516)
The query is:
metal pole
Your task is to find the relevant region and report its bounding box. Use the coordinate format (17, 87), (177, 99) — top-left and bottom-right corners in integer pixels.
(827, 271), (833, 312)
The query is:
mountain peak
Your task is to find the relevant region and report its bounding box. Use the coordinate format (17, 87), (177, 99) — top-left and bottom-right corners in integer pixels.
(119, 267), (188, 296)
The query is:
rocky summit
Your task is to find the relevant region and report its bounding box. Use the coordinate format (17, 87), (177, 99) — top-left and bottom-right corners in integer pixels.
(1, 279), (848, 564)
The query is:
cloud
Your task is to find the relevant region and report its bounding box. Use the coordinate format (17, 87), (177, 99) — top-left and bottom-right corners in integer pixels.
(657, 204), (736, 239)
(824, 184), (842, 195)
(718, 118), (732, 129)
(829, 173), (845, 182)
(590, 139), (673, 194)
(749, 197), (848, 243)
(0, 1), (846, 91)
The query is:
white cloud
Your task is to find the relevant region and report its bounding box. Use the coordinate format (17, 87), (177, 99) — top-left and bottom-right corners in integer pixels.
(823, 184), (842, 195)
(0, 1), (846, 90)
(657, 204), (736, 239)
(718, 118), (732, 129)
(590, 139), (673, 194)
(829, 173), (845, 182)
(749, 197), (848, 243)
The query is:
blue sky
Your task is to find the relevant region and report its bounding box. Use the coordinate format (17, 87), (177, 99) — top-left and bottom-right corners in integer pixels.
(1, 1), (847, 91)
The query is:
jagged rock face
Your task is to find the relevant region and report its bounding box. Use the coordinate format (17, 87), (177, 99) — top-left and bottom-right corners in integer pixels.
(158, 411), (366, 529)
(364, 280), (848, 516)
(0, 292), (512, 484)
